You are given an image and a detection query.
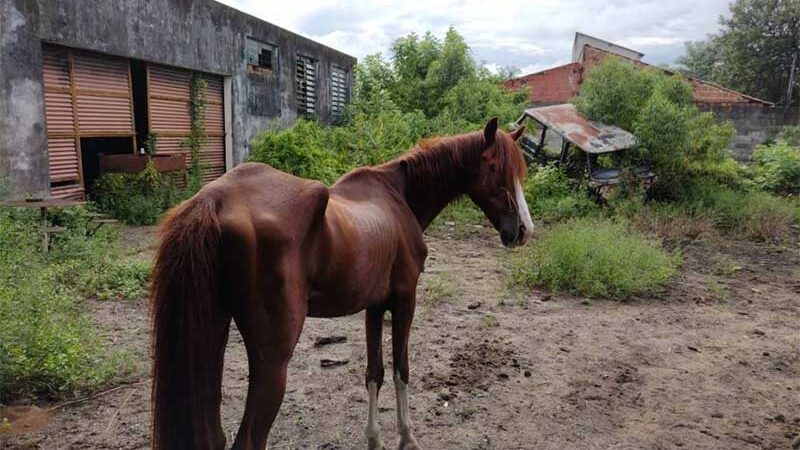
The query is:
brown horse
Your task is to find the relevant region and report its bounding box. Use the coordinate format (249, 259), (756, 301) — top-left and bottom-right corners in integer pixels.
(150, 118), (532, 450)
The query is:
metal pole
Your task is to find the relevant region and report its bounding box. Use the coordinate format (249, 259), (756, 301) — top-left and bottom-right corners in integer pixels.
(40, 206), (48, 252)
(786, 50), (797, 109)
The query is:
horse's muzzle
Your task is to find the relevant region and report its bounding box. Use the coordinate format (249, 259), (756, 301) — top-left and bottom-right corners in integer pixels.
(500, 224), (528, 247)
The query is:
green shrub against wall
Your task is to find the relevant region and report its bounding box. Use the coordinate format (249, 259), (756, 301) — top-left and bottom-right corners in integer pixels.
(92, 160), (184, 225)
(749, 141), (800, 195)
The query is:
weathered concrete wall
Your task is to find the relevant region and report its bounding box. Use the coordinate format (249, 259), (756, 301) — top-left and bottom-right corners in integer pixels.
(0, 0), (48, 196)
(0, 0), (355, 196)
(701, 105), (799, 160)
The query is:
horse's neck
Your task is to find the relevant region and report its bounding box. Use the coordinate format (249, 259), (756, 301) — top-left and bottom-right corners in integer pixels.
(392, 139), (483, 230)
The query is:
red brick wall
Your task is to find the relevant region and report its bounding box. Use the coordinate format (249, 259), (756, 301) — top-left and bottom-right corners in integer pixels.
(689, 79), (753, 105)
(503, 62), (582, 104)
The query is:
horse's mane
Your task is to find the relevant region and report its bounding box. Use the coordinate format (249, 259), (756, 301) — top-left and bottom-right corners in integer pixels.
(388, 130), (526, 191)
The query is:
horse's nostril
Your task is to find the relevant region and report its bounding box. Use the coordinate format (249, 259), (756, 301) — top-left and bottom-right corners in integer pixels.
(519, 224), (526, 235)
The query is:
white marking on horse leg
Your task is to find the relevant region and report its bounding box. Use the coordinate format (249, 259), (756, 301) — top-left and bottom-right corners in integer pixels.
(366, 381), (384, 450)
(394, 372), (420, 450)
(514, 178), (535, 240)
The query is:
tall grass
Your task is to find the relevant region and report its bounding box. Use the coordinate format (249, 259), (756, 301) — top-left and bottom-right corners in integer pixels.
(683, 182), (798, 241)
(510, 218), (679, 299)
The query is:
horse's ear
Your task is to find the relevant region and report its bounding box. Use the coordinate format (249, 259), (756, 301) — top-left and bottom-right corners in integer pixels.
(510, 125), (525, 141)
(484, 117), (498, 147)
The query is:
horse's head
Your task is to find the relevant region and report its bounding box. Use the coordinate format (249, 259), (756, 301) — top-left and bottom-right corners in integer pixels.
(467, 118), (533, 247)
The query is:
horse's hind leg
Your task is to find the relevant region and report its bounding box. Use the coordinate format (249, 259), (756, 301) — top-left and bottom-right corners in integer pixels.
(391, 292), (421, 450)
(365, 306), (387, 450)
(231, 267), (307, 450)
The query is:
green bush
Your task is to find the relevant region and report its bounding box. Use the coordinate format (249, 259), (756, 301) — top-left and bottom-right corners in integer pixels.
(523, 164), (599, 222)
(0, 207), (143, 401)
(509, 218), (679, 299)
(749, 142), (800, 195)
(92, 161), (184, 225)
(249, 120), (348, 185)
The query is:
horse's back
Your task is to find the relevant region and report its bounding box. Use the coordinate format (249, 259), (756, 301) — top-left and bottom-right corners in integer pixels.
(201, 162), (329, 250)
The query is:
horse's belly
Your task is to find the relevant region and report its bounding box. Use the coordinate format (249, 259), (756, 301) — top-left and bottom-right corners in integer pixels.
(306, 282), (389, 318)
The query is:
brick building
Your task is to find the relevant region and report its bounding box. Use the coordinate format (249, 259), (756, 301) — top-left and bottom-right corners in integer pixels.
(503, 32), (793, 158)
(505, 32), (771, 108)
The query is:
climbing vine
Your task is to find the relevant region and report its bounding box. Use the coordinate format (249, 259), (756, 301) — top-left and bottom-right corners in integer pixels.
(184, 73), (208, 193)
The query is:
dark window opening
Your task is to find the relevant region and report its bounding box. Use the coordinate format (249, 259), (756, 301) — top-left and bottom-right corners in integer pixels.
(80, 137), (133, 193)
(131, 60), (149, 152)
(258, 48), (273, 70)
(51, 179), (79, 188)
(246, 37), (276, 75)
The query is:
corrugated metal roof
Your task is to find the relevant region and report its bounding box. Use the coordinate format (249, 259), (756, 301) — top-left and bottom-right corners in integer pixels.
(521, 104), (637, 154)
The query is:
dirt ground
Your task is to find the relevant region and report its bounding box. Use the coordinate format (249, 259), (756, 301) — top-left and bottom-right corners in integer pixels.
(2, 224), (799, 449)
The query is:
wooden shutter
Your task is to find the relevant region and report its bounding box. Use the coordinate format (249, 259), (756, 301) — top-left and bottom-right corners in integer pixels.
(148, 64), (225, 184)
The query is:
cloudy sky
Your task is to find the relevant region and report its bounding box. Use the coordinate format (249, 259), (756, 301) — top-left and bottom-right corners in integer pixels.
(216, 0), (732, 75)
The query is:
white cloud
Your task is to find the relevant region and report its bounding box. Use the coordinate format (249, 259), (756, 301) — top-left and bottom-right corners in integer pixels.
(216, 0), (732, 74)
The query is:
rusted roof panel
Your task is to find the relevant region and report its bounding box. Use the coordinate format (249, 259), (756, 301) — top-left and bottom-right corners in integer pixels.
(522, 104), (636, 154)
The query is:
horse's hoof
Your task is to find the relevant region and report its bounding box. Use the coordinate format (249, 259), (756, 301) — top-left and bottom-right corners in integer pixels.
(398, 436), (421, 450)
(368, 438), (386, 450)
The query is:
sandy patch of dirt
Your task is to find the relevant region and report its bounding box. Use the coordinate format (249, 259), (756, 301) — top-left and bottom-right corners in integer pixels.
(2, 227), (799, 449)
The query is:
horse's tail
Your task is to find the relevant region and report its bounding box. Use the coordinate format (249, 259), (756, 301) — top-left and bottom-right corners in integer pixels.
(150, 193), (229, 450)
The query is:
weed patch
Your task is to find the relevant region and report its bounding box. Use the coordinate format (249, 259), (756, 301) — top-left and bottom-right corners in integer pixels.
(684, 182), (798, 241)
(509, 218), (679, 299)
(0, 207), (144, 401)
(422, 273), (456, 305)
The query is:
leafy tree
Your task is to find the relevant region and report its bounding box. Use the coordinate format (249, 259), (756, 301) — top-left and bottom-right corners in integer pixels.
(352, 27), (527, 125)
(677, 0), (800, 104)
(352, 53), (396, 107)
(390, 31), (443, 114)
(575, 57), (737, 198)
(677, 39), (721, 80)
(573, 58), (659, 131)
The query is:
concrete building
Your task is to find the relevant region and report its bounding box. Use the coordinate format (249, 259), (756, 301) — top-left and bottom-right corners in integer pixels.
(0, 0), (356, 198)
(504, 32), (795, 159)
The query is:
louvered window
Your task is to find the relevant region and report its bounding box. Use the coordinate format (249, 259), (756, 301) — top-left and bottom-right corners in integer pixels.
(331, 65), (349, 117)
(296, 55), (317, 116)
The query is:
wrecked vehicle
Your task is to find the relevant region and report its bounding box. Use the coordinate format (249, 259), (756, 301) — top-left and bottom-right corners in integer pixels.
(512, 103), (655, 198)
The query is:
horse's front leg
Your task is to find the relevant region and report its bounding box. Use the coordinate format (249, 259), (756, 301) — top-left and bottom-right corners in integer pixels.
(365, 306), (387, 450)
(391, 291), (421, 450)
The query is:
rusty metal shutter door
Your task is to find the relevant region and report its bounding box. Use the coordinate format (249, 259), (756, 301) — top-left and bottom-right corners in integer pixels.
(201, 75), (225, 182)
(148, 65), (225, 184)
(42, 44), (81, 196)
(42, 44), (135, 199)
(72, 51), (134, 136)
